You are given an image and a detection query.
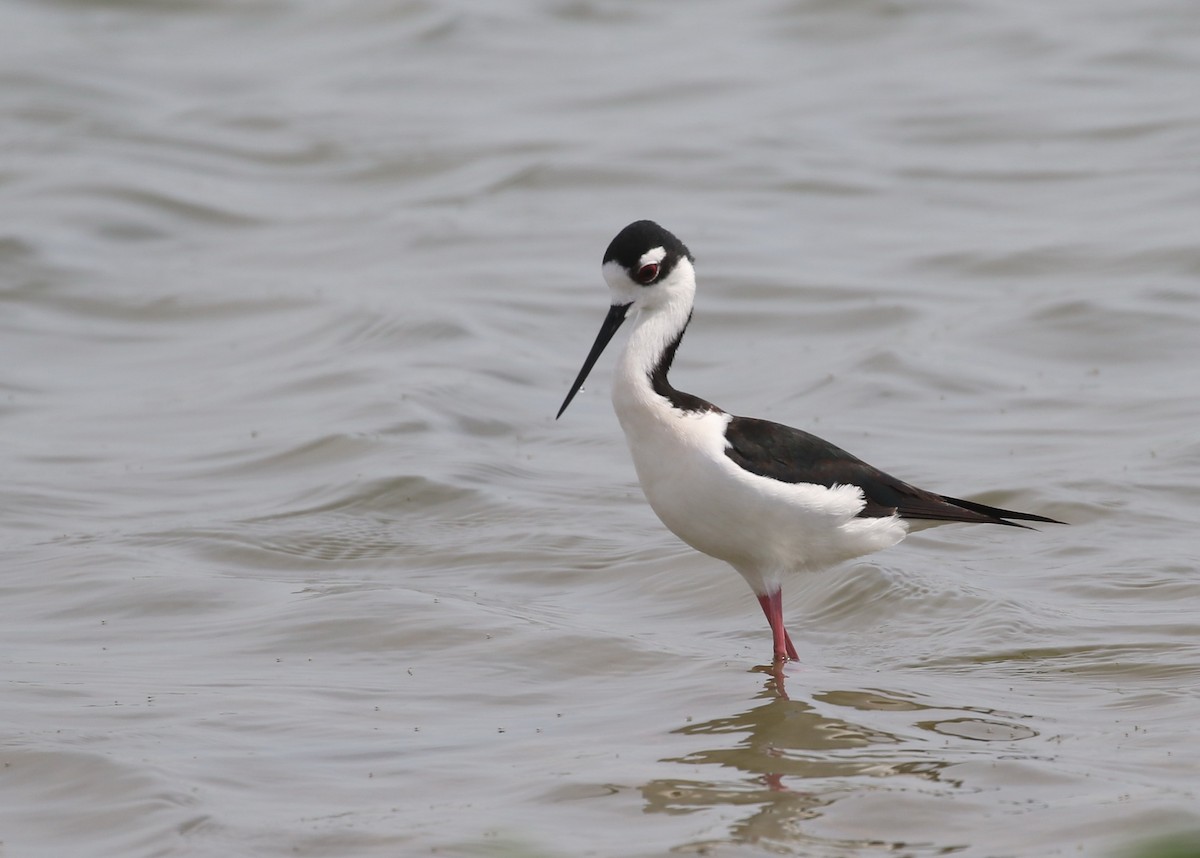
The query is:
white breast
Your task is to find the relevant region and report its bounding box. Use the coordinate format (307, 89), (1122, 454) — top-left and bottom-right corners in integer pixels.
(612, 368), (907, 594)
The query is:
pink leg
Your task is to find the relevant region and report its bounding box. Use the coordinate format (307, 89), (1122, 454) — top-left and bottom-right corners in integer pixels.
(756, 589), (799, 663)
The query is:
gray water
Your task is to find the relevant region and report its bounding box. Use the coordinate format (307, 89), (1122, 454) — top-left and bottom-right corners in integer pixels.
(4, 1), (1200, 856)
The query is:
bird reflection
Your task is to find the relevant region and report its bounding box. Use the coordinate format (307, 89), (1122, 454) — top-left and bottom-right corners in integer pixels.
(641, 668), (959, 852)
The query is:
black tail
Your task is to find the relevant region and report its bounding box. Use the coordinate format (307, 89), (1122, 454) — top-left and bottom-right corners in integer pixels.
(939, 495), (1066, 529)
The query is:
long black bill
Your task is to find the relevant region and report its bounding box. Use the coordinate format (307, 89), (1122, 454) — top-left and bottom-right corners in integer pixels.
(556, 302), (632, 419)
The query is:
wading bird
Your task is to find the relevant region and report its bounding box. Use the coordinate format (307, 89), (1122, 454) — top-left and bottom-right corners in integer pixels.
(557, 221), (1063, 663)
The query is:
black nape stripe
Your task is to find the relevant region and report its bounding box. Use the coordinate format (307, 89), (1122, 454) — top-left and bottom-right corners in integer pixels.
(649, 312), (723, 415)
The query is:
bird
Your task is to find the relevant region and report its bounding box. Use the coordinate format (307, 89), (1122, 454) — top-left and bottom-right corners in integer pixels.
(556, 219), (1063, 664)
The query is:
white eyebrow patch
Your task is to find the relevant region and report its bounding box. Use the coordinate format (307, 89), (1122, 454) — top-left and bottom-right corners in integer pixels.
(638, 246), (667, 267)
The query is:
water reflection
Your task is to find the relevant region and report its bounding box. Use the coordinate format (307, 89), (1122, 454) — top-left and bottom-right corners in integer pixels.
(642, 668), (1038, 853)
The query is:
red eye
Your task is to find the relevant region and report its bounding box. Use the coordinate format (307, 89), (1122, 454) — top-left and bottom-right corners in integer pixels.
(636, 262), (660, 284)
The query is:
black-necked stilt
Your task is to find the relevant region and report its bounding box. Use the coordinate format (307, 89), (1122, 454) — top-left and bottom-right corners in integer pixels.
(557, 220), (1063, 664)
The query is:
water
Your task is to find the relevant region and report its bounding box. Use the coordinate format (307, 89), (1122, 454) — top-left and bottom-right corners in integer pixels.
(3, 1), (1199, 855)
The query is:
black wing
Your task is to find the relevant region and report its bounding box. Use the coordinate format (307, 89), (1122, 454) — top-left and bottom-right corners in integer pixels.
(723, 416), (1062, 528)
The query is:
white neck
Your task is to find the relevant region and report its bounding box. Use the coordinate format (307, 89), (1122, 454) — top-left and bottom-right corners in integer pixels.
(611, 294), (694, 425)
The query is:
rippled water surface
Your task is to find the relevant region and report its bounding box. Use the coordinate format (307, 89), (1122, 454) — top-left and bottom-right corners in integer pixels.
(4, 1), (1200, 856)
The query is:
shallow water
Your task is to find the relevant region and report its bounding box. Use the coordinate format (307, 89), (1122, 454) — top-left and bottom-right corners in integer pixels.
(3, 1), (1200, 856)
